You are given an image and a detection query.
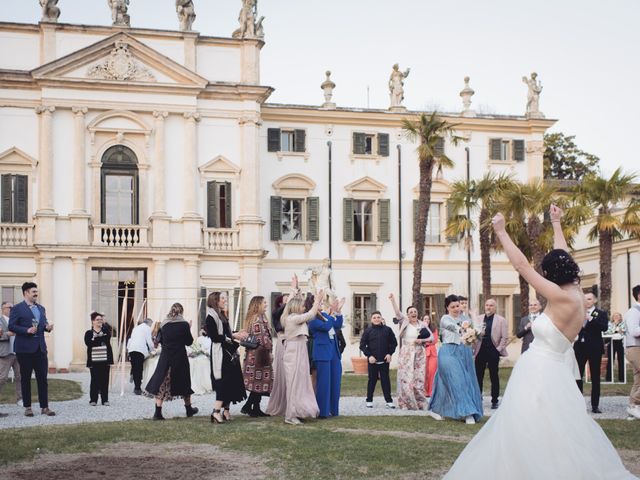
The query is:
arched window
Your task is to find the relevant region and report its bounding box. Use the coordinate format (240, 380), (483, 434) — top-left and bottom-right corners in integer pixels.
(100, 145), (138, 225)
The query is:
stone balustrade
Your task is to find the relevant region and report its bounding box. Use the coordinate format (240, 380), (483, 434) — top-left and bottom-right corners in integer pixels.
(0, 223), (33, 247)
(93, 224), (149, 247)
(204, 228), (240, 251)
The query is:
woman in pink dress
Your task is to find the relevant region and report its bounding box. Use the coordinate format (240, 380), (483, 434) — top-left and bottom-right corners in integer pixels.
(423, 314), (439, 398)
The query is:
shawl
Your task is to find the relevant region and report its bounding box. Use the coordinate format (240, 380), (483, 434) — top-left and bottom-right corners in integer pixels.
(207, 307), (224, 379)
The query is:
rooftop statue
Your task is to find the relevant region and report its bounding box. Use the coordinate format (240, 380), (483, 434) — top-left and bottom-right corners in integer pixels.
(232, 0), (265, 39)
(389, 63), (410, 109)
(522, 72), (544, 118)
(108, 0), (130, 27)
(40, 0), (60, 22)
(176, 0), (196, 31)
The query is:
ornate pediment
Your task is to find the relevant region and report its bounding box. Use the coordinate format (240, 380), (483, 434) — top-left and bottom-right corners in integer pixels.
(272, 173), (316, 196)
(199, 155), (241, 176)
(0, 147), (37, 171)
(31, 32), (208, 90)
(344, 176), (387, 197)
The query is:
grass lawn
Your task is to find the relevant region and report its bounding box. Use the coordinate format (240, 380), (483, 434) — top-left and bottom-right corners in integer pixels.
(341, 367), (633, 398)
(0, 379), (83, 405)
(0, 416), (637, 479)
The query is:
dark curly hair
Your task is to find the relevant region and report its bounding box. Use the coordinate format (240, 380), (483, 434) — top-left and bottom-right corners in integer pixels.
(541, 249), (580, 286)
(444, 294), (460, 310)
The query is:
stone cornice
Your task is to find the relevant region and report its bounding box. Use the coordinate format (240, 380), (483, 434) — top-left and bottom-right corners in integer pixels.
(262, 104), (557, 134)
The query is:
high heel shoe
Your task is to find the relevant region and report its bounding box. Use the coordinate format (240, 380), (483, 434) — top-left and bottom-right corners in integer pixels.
(222, 408), (232, 421)
(210, 409), (224, 424)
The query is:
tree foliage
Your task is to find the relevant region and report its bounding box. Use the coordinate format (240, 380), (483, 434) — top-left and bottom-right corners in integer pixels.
(543, 132), (599, 181)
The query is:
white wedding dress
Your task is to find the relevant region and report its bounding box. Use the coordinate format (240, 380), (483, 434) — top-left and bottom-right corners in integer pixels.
(444, 313), (637, 479)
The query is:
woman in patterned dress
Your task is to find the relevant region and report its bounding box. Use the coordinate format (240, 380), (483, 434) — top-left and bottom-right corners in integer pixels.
(241, 296), (273, 417)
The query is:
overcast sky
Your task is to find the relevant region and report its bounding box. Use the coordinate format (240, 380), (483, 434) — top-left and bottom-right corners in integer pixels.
(3, 0), (638, 175)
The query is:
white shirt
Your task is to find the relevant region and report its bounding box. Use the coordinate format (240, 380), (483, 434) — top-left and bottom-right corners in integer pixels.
(127, 323), (154, 356)
(624, 302), (640, 347)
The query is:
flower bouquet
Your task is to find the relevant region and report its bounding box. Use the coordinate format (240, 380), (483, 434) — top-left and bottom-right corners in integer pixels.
(187, 341), (204, 358)
(460, 321), (482, 346)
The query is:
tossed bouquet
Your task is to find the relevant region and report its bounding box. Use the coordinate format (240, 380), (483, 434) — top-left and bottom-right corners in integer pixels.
(460, 320), (482, 346)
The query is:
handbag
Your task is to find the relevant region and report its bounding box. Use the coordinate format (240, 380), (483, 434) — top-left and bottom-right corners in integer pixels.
(240, 334), (259, 350)
(91, 345), (108, 362)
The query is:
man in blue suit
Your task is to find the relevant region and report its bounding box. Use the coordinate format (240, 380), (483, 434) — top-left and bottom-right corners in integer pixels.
(8, 282), (56, 417)
(309, 297), (345, 418)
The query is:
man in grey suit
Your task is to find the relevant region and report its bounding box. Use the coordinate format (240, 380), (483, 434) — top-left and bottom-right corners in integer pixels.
(516, 298), (541, 353)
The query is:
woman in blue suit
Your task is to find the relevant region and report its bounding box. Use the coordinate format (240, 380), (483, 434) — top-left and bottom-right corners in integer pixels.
(308, 297), (345, 418)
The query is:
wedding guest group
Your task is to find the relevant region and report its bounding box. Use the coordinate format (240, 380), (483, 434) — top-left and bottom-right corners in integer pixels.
(8, 282), (55, 417)
(574, 291), (609, 414)
(84, 312), (113, 406)
(625, 284), (640, 420)
(0, 301), (21, 416)
(359, 310), (397, 408)
(516, 298), (541, 353)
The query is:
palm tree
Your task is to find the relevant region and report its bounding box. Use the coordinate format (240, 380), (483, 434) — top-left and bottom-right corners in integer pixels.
(402, 113), (458, 313)
(576, 168), (640, 312)
(446, 172), (514, 304)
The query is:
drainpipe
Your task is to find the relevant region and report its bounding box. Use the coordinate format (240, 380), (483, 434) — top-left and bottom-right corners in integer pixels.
(466, 147), (471, 299)
(627, 249), (632, 309)
(397, 144), (403, 310)
(327, 140), (333, 271)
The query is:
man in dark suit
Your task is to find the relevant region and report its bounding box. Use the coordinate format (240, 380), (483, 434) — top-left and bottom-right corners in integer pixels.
(8, 282), (56, 417)
(574, 291), (608, 413)
(516, 298), (541, 353)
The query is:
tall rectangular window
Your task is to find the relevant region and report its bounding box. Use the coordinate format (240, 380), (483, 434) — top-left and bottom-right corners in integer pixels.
(0, 174), (28, 224)
(426, 203), (441, 243)
(104, 174), (134, 225)
(280, 131), (294, 152)
(353, 200), (373, 242)
(207, 181), (232, 228)
(281, 198), (303, 240)
(352, 293), (375, 336)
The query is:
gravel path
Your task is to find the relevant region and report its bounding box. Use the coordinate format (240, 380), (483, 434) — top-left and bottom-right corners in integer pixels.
(0, 372), (636, 430)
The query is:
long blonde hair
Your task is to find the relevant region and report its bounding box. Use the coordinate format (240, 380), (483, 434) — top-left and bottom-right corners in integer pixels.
(281, 297), (305, 326)
(243, 296), (265, 331)
(167, 302), (184, 318)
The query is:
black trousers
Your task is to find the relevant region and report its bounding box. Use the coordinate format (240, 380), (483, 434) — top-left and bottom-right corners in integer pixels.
(574, 343), (602, 408)
(475, 345), (500, 404)
(366, 362), (392, 402)
(605, 340), (625, 382)
(90, 364), (110, 404)
(16, 348), (49, 409)
(129, 352), (145, 389)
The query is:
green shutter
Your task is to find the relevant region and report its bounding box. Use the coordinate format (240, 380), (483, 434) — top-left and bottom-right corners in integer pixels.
(446, 200), (457, 243)
(343, 198), (354, 242)
(377, 133), (390, 157)
(223, 182), (232, 228)
(512, 294), (521, 335)
(1, 174), (12, 223)
(413, 199), (419, 242)
(490, 138), (502, 160)
(378, 198), (390, 242)
(270, 196), (282, 241)
(434, 293), (446, 323)
(294, 129), (306, 153)
(206, 181), (218, 228)
(307, 196), (320, 241)
(353, 132), (366, 154)
(267, 128), (281, 152)
(14, 175), (27, 223)
(270, 292), (282, 314)
(512, 139), (525, 162)
(435, 137), (445, 157)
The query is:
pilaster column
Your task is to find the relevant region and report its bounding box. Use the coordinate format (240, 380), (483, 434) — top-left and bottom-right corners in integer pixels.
(151, 259), (167, 322)
(35, 106), (55, 213)
(182, 112), (200, 217)
(152, 111), (168, 215)
(237, 116), (264, 250)
(38, 256), (56, 370)
(184, 258), (200, 336)
(71, 107), (88, 213)
(71, 257), (88, 368)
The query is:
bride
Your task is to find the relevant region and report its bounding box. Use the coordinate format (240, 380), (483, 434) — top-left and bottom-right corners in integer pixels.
(444, 205), (636, 479)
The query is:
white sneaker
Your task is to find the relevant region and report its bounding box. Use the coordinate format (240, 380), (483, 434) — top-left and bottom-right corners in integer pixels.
(385, 402), (396, 409)
(627, 405), (640, 420)
(465, 415), (476, 425)
(366, 402), (373, 408)
(426, 410), (442, 421)
(16, 400), (22, 407)
(284, 417), (302, 426)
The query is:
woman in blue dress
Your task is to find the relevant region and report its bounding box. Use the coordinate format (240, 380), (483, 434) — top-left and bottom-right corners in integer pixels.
(429, 294), (483, 424)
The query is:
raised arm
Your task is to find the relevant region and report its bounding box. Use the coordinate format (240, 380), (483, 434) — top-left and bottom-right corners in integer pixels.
(493, 212), (565, 302)
(550, 204), (569, 251)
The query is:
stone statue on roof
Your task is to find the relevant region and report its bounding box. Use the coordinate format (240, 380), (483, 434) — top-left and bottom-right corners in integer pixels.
(389, 63), (410, 110)
(522, 72), (544, 118)
(108, 0), (130, 27)
(40, 0), (60, 22)
(232, 0), (265, 39)
(176, 0), (196, 31)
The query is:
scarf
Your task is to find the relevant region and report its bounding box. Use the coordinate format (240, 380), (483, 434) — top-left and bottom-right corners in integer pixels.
(207, 307), (224, 380)
(161, 314), (188, 327)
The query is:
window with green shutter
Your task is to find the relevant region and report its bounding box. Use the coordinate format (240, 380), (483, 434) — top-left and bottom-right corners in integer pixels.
(377, 133), (390, 157)
(446, 200), (458, 243)
(267, 128), (281, 152)
(294, 129), (306, 153)
(434, 137), (445, 157)
(206, 181), (232, 228)
(307, 196), (320, 241)
(489, 138), (503, 160)
(1, 174), (28, 224)
(343, 198), (354, 242)
(270, 196), (282, 241)
(353, 132), (367, 155)
(378, 198), (390, 242)
(512, 139), (525, 161)
(352, 293), (376, 336)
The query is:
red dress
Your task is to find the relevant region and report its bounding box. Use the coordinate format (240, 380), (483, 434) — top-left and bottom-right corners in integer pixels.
(424, 329), (439, 397)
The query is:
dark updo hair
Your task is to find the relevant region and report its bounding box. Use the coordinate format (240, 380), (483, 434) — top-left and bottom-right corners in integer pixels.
(444, 294), (460, 310)
(541, 249), (580, 286)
